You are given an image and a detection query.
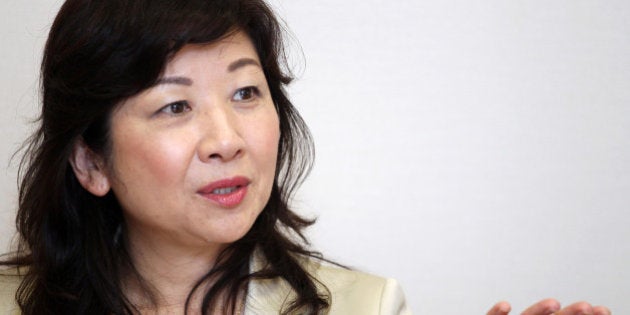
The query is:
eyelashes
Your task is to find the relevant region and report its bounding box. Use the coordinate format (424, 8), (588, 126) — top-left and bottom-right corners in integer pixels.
(159, 100), (191, 115)
(232, 86), (261, 102)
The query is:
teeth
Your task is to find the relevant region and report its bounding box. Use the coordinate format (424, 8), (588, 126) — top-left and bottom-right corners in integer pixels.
(212, 186), (238, 195)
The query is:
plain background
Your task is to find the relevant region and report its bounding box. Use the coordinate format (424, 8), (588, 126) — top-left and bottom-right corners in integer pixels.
(1, 1), (629, 314)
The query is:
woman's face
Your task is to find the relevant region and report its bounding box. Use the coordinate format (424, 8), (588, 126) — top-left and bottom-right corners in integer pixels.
(104, 31), (280, 251)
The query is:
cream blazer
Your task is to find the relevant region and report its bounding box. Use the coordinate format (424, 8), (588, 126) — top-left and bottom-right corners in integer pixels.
(245, 253), (411, 314)
(0, 255), (411, 314)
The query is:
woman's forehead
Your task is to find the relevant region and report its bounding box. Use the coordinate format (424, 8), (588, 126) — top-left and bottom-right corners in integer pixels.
(165, 31), (260, 73)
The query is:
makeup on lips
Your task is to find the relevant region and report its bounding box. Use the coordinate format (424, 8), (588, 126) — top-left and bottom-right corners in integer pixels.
(197, 176), (250, 208)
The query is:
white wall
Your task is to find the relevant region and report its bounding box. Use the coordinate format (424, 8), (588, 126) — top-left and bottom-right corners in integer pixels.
(0, 1), (63, 254)
(2, 1), (629, 314)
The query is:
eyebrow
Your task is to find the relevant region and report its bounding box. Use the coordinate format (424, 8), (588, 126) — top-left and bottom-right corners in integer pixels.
(228, 58), (261, 72)
(153, 58), (261, 86)
(154, 76), (193, 86)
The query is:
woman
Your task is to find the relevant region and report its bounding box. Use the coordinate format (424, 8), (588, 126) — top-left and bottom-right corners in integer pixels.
(0, 0), (612, 314)
(0, 0), (408, 313)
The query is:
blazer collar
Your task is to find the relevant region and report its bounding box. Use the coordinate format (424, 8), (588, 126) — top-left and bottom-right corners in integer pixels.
(242, 248), (296, 314)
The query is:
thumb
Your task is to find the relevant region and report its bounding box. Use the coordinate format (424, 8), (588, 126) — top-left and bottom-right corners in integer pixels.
(487, 301), (512, 315)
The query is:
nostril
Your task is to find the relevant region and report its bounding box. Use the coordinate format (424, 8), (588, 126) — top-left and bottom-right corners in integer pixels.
(205, 148), (242, 161)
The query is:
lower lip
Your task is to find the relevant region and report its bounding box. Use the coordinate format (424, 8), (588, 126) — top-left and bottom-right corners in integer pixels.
(200, 185), (248, 208)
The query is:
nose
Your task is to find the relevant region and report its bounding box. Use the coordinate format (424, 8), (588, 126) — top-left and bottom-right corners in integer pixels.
(197, 105), (244, 163)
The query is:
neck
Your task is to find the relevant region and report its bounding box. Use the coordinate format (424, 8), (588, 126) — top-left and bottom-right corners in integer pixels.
(122, 227), (228, 312)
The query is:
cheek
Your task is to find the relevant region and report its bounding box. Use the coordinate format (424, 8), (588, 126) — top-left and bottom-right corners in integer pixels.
(111, 128), (193, 187)
(249, 113), (280, 211)
(251, 111), (281, 169)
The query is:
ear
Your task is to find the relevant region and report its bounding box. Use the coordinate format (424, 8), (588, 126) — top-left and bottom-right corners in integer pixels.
(69, 138), (111, 197)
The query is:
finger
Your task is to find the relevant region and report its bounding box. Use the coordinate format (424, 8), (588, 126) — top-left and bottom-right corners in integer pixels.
(486, 301), (511, 315)
(593, 305), (611, 315)
(554, 301), (594, 315)
(521, 298), (561, 315)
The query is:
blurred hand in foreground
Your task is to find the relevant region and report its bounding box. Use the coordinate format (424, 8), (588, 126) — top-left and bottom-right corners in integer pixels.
(487, 298), (611, 315)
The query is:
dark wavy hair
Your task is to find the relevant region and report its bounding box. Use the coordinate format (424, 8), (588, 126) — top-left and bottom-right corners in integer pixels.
(1, 0), (328, 314)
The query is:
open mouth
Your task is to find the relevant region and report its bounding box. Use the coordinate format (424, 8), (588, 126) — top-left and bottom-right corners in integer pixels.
(212, 186), (242, 195)
(198, 177), (251, 208)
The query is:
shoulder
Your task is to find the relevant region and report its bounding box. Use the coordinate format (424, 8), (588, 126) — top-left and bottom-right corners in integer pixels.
(306, 260), (412, 315)
(245, 253), (412, 315)
(0, 268), (22, 315)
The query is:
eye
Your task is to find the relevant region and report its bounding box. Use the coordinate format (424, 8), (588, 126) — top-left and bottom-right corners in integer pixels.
(232, 86), (260, 102)
(160, 100), (191, 115)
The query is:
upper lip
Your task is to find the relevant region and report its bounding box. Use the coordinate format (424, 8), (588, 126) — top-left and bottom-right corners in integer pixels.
(197, 176), (251, 194)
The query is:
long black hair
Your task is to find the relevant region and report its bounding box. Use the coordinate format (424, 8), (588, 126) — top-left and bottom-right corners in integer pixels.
(1, 0), (328, 314)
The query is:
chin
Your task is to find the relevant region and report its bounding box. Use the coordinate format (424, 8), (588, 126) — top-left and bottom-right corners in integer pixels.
(206, 224), (253, 245)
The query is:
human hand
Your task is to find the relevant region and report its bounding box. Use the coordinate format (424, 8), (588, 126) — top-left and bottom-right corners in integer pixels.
(487, 298), (611, 315)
